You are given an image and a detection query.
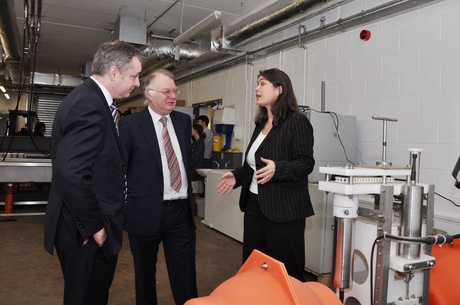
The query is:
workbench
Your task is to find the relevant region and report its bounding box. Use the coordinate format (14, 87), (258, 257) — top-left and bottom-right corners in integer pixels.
(0, 158), (52, 218)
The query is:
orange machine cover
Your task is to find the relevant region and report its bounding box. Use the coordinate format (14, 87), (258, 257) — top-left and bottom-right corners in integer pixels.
(185, 250), (341, 305)
(429, 241), (460, 305)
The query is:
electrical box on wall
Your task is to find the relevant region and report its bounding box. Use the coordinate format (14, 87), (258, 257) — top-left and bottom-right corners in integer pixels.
(302, 109), (357, 182)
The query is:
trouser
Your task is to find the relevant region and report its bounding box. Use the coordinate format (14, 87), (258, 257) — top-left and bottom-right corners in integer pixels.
(128, 199), (197, 305)
(243, 192), (306, 282)
(55, 216), (118, 305)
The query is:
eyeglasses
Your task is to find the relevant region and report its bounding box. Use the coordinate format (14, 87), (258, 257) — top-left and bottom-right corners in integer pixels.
(148, 88), (180, 97)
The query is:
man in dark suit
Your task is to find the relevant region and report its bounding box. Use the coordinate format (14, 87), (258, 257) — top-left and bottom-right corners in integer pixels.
(119, 69), (197, 305)
(44, 40), (143, 305)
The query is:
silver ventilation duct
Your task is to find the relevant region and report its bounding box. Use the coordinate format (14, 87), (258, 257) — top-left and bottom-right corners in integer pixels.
(0, 0), (22, 83)
(141, 36), (210, 74)
(0, 0), (22, 63)
(141, 0), (326, 74)
(223, 0), (324, 47)
(143, 38), (200, 62)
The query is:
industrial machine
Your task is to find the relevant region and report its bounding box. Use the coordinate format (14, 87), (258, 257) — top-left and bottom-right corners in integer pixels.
(0, 131), (51, 219)
(318, 116), (452, 305)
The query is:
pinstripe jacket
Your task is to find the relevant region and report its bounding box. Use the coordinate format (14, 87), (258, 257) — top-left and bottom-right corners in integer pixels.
(232, 113), (315, 223)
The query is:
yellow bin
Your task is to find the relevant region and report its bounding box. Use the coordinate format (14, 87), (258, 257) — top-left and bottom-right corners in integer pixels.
(213, 134), (223, 152)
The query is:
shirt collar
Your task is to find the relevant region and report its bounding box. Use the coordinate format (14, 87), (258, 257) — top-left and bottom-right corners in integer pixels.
(147, 106), (172, 125)
(90, 76), (113, 107)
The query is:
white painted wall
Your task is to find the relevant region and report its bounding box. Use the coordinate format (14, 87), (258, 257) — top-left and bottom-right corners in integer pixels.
(178, 0), (460, 228)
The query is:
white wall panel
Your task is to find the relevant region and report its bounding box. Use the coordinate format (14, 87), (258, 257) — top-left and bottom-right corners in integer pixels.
(182, 0), (460, 222)
(383, 48), (419, 75)
(381, 95), (419, 119)
(353, 56), (383, 80)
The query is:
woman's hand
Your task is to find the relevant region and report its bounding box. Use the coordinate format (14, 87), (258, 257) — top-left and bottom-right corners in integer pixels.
(256, 157), (275, 184)
(216, 172), (236, 194)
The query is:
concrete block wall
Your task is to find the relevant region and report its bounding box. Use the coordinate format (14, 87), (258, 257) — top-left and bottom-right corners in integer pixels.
(180, 0), (460, 225)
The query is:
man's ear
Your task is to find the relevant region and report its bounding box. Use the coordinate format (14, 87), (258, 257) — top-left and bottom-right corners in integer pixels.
(109, 66), (118, 81)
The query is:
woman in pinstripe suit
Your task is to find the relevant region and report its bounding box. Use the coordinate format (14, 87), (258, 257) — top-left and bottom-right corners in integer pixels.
(217, 68), (315, 282)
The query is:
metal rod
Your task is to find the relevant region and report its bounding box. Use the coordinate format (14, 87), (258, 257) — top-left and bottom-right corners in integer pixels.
(321, 81), (325, 112)
(0, 212), (45, 217)
(372, 116), (398, 167)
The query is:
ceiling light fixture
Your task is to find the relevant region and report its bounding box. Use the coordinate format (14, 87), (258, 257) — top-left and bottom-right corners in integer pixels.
(173, 11), (222, 45)
(4, 93), (10, 99)
(0, 86), (6, 93)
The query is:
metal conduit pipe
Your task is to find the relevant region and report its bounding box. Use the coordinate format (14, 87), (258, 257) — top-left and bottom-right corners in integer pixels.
(142, 38), (200, 65)
(175, 0), (439, 83)
(225, 0), (324, 46)
(0, 0), (22, 63)
(143, 0), (324, 73)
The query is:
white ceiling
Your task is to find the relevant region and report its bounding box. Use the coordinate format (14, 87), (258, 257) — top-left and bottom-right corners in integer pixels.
(13, 0), (272, 76)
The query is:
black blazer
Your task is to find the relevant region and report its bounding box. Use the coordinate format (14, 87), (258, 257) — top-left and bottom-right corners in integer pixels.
(44, 78), (127, 258)
(232, 113), (315, 223)
(190, 137), (205, 181)
(119, 107), (195, 236)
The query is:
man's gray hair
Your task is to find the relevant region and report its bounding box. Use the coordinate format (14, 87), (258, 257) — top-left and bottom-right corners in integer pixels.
(141, 69), (175, 104)
(91, 40), (144, 76)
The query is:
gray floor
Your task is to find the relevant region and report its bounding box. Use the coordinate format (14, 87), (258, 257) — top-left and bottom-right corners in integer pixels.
(0, 205), (244, 305)
(0, 186), (318, 305)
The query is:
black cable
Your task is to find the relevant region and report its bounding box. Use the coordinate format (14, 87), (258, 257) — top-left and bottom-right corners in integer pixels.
(310, 108), (355, 165)
(383, 232), (460, 245)
(393, 178), (460, 208)
(339, 289), (344, 303)
(435, 191), (460, 207)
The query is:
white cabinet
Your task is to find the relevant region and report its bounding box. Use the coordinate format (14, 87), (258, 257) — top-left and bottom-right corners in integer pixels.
(201, 169), (243, 242)
(305, 183), (334, 275)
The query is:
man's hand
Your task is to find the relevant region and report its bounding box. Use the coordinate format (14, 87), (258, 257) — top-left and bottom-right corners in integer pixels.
(83, 227), (107, 247)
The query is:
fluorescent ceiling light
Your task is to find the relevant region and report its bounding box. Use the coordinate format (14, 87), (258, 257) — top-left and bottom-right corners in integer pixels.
(4, 93), (10, 99)
(173, 11), (222, 45)
(0, 86), (6, 93)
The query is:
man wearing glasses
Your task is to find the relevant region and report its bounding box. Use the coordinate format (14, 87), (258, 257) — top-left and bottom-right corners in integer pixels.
(119, 69), (197, 305)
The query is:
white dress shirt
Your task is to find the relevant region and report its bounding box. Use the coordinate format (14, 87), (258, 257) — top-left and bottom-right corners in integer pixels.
(148, 107), (188, 200)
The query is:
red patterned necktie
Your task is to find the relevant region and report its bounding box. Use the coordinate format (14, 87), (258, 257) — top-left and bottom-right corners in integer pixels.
(160, 117), (182, 192)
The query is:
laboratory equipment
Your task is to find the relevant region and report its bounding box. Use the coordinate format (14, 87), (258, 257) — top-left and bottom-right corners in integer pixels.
(318, 116), (439, 305)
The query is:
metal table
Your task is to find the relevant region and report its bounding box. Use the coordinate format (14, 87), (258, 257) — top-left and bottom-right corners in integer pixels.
(0, 158), (52, 219)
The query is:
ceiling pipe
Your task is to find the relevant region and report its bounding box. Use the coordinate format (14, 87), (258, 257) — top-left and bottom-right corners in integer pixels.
(142, 38), (200, 63)
(142, 0), (325, 73)
(0, 0), (22, 64)
(175, 0), (440, 84)
(224, 0), (325, 47)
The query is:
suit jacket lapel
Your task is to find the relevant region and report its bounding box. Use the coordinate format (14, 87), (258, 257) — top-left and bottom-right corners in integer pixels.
(246, 121), (281, 158)
(139, 107), (163, 169)
(85, 78), (126, 163)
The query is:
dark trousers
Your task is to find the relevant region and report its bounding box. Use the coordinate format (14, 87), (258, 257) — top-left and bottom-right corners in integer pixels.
(243, 192), (306, 282)
(55, 216), (118, 305)
(128, 199), (197, 305)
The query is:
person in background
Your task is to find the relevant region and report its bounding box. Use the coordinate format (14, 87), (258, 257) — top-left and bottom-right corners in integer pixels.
(190, 124), (206, 211)
(119, 69), (198, 305)
(216, 68), (315, 282)
(44, 40), (143, 305)
(32, 122), (46, 136)
(16, 127), (28, 136)
(197, 115), (213, 168)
